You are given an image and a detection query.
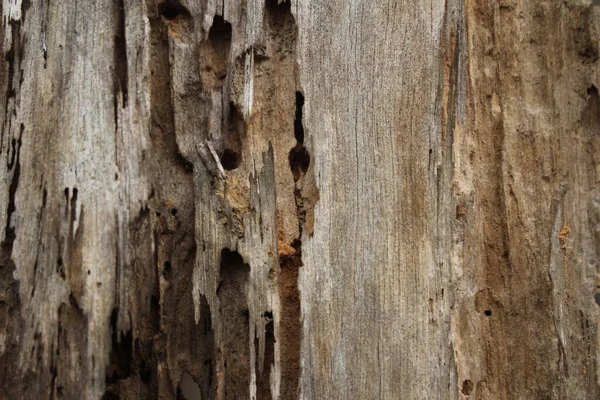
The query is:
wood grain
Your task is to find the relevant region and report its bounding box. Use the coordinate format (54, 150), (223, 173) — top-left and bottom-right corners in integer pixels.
(0, 0), (598, 399)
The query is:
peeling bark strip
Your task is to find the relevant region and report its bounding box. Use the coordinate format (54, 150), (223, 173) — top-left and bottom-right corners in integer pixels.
(1, 0), (600, 399)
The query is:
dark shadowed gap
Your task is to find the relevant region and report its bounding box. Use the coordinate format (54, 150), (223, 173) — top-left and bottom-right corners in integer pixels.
(158, 0), (191, 21)
(294, 92), (304, 143)
(278, 241), (302, 400)
(262, 0), (305, 396)
(255, 315), (275, 399)
(217, 249), (250, 399)
(221, 149), (240, 171)
(113, 0), (128, 121)
(289, 91), (310, 181)
(221, 102), (245, 171)
(103, 308), (133, 398)
(199, 15), (232, 90)
(289, 144), (310, 182)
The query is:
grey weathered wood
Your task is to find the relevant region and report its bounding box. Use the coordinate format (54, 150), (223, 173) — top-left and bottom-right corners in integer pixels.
(0, 0), (599, 399)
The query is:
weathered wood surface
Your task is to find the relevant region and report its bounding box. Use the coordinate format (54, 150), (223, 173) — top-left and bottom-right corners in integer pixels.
(0, 0), (598, 399)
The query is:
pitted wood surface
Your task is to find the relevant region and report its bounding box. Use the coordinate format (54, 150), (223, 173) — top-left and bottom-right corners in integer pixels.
(0, 0), (598, 399)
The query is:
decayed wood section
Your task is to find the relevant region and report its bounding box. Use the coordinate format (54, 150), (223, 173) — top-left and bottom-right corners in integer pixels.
(0, 0), (599, 399)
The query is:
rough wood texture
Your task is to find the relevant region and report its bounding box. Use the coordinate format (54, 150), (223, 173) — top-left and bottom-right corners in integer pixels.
(0, 0), (598, 399)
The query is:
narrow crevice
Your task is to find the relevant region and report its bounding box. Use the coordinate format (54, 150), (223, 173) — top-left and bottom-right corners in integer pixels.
(220, 102), (245, 171)
(6, 124), (22, 170)
(3, 121), (21, 245)
(289, 90), (310, 182)
(65, 187), (85, 304)
(217, 249), (250, 399)
(162, 260), (172, 280)
(294, 92), (304, 143)
(42, 39), (47, 69)
(289, 91), (315, 239)
(49, 361), (58, 399)
(4, 24), (17, 102)
(1, 20), (23, 155)
(0, 123), (22, 398)
(255, 315), (274, 399)
(279, 242), (302, 400)
(56, 257), (64, 279)
(113, 0), (128, 121)
(261, 1), (309, 396)
(197, 295), (216, 398)
(104, 309), (133, 396)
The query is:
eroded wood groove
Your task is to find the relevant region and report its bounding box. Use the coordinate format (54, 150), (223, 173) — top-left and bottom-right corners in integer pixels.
(0, 0), (599, 399)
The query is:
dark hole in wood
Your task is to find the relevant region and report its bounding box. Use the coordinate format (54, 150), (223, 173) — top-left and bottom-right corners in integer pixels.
(294, 91), (305, 143)
(150, 295), (160, 312)
(56, 257), (65, 278)
(139, 360), (152, 384)
(220, 149), (240, 170)
(461, 379), (474, 395)
(163, 261), (172, 280)
(484, 310), (492, 317)
(256, 318), (275, 399)
(289, 144), (310, 181)
(209, 15), (232, 42)
(105, 308), (133, 391)
(158, 0), (190, 21)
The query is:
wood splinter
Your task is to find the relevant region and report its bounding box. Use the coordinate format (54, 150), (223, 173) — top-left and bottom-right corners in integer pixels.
(196, 140), (226, 180)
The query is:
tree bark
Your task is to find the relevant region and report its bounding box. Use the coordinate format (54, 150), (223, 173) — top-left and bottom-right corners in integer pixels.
(0, 0), (599, 399)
